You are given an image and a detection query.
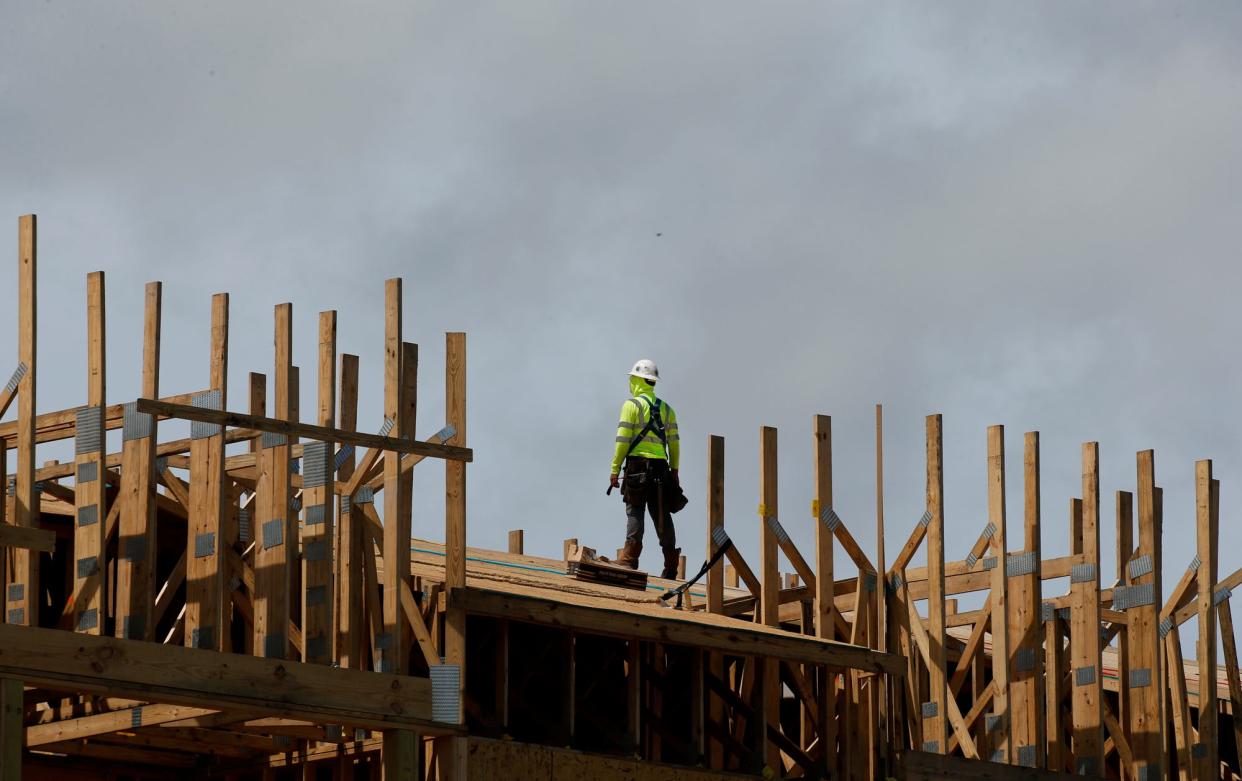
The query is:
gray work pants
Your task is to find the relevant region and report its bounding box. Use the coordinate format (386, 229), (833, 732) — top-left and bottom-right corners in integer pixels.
(622, 458), (676, 550)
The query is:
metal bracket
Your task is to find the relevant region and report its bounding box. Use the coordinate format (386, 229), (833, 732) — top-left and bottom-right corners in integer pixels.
(981, 556), (998, 571)
(917, 510), (932, 528)
(764, 516), (790, 545)
(1075, 666), (1097, 686)
(76, 556), (100, 579)
(334, 444), (355, 471)
(190, 390), (223, 439)
(261, 431), (287, 449)
(1041, 602), (1056, 622)
(1070, 562), (1097, 584)
(378, 417), (395, 438)
(77, 461), (98, 484)
(1128, 554), (1153, 580)
(964, 553), (978, 569)
(302, 441), (331, 488)
(819, 505), (842, 533)
(711, 526), (730, 550)
(355, 486), (375, 505)
(1158, 617), (1174, 639)
(921, 701), (938, 718)
(1187, 554), (1202, 573)
(305, 539), (328, 562)
(262, 519), (285, 549)
(77, 608), (99, 631)
(122, 401), (153, 441)
(3, 362), (27, 395)
(434, 425), (456, 444)
(77, 505), (99, 527)
(131, 707), (144, 728)
(1007, 551), (1038, 577)
(191, 627), (214, 649)
(1114, 583), (1155, 610)
(75, 406), (104, 455)
(1016, 745), (1037, 768)
(8, 584), (24, 603)
(1015, 648), (1037, 672)
(1215, 585), (1233, 605)
(922, 741), (939, 753)
(430, 665), (462, 724)
(305, 503), (327, 526)
(194, 532), (216, 558)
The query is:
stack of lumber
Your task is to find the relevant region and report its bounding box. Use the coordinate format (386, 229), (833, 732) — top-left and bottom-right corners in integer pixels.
(566, 545), (648, 591)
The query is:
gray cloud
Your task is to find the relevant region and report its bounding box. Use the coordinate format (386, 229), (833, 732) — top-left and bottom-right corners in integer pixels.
(3, 3), (1242, 636)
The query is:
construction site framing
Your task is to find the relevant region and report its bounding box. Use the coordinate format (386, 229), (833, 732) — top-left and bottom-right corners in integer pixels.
(1, 214), (1240, 781)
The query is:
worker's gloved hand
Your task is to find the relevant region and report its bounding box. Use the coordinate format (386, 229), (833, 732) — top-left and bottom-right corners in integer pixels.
(609, 473), (620, 490)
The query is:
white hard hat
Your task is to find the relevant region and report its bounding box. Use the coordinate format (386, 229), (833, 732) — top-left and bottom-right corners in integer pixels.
(629, 359), (660, 382)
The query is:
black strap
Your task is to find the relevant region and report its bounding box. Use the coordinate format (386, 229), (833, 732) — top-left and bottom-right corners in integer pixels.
(622, 396), (667, 461)
(659, 536), (734, 607)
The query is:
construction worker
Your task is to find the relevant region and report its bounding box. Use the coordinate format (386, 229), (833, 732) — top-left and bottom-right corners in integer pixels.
(609, 358), (682, 578)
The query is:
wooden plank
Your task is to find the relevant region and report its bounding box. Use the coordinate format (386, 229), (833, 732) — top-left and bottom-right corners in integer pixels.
(254, 303), (294, 660)
(875, 403), (890, 775)
(452, 587), (906, 674)
(7, 215), (38, 629)
(508, 530), (524, 554)
(987, 425), (1011, 763)
(186, 292), (228, 652)
(1115, 490), (1133, 748)
(813, 414), (838, 775)
(26, 704), (219, 746)
(759, 425), (781, 771)
(1129, 450), (1163, 779)
(71, 271), (107, 636)
(0, 677), (20, 781)
(1217, 597), (1242, 770)
(1007, 432), (1043, 769)
(705, 434), (725, 769)
(336, 354), (362, 668)
(1069, 444), (1102, 776)
(0, 623), (441, 733)
(1165, 622), (1191, 780)
(1044, 612), (1065, 772)
(381, 281), (409, 675)
(901, 587), (978, 759)
(382, 731), (418, 780)
(0, 524), (54, 553)
(115, 281), (161, 641)
(301, 311), (337, 665)
(924, 414), (947, 755)
(442, 332), (468, 781)
(1193, 464), (1218, 779)
(135, 400), (472, 464)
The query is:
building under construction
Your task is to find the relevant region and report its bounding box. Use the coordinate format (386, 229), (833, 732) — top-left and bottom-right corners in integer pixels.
(1, 213), (1239, 780)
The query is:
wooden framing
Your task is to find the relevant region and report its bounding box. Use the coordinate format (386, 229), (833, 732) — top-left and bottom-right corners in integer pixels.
(9, 215), (1242, 781)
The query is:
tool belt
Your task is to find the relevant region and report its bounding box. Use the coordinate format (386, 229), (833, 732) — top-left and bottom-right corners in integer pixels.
(622, 457), (688, 514)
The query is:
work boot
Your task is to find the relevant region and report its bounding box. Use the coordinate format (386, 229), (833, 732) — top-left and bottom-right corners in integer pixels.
(617, 540), (642, 570)
(661, 547), (682, 580)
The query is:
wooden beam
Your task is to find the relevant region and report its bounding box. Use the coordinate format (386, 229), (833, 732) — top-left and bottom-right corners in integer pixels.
(0, 623), (442, 732)
(1217, 597), (1242, 770)
(71, 271), (107, 636)
(986, 425), (1011, 763)
(507, 530), (524, 555)
(1115, 490), (1133, 739)
(115, 281), (161, 641)
(759, 425), (781, 771)
(1129, 450), (1163, 779)
(0, 677), (20, 781)
(705, 434), (725, 769)
(254, 303), (294, 660)
(440, 332), (469, 780)
(381, 280), (408, 675)
(26, 704), (219, 746)
(1193, 464), (1218, 778)
(1007, 431), (1044, 769)
(186, 292), (228, 652)
(134, 400), (472, 464)
(336, 354), (362, 669)
(924, 415), (947, 755)
(0, 524), (54, 554)
(1069, 444), (1102, 776)
(301, 311), (337, 665)
(452, 587), (906, 675)
(6, 215), (39, 628)
(812, 414), (838, 774)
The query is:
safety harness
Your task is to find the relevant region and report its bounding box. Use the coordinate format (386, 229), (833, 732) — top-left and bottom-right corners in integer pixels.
(622, 395), (669, 461)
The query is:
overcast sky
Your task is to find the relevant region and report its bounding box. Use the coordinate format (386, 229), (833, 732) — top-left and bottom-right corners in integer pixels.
(3, 4), (1242, 630)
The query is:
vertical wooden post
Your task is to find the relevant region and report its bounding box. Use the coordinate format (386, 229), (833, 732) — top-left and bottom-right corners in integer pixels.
(759, 425), (781, 771)
(72, 271), (106, 635)
(441, 331), (469, 780)
(1045, 599), (1065, 771)
(1116, 489), (1134, 757)
(116, 282), (161, 640)
(986, 425), (1011, 763)
(1130, 450), (1163, 779)
(7, 215), (38, 629)
(186, 293), (228, 651)
(381, 731), (417, 780)
(301, 311), (337, 665)
(924, 415), (947, 755)
(875, 404), (890, 773)
(813, 415), (838, 773)
(336, 354), (361, 668)
(1193, 462), (1218, 778)
(706, 435), (725, 768)
(507, 530), (524, 554)
(381, 281), (407, 675)
(0, 677), (21, 781)
(255, 303), (293, 659)
(1070, 443), (1103, 776)
(1007, 432), (1044, 768)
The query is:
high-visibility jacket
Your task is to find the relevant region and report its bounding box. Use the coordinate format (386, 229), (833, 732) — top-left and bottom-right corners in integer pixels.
(611, 377), (679, 475)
